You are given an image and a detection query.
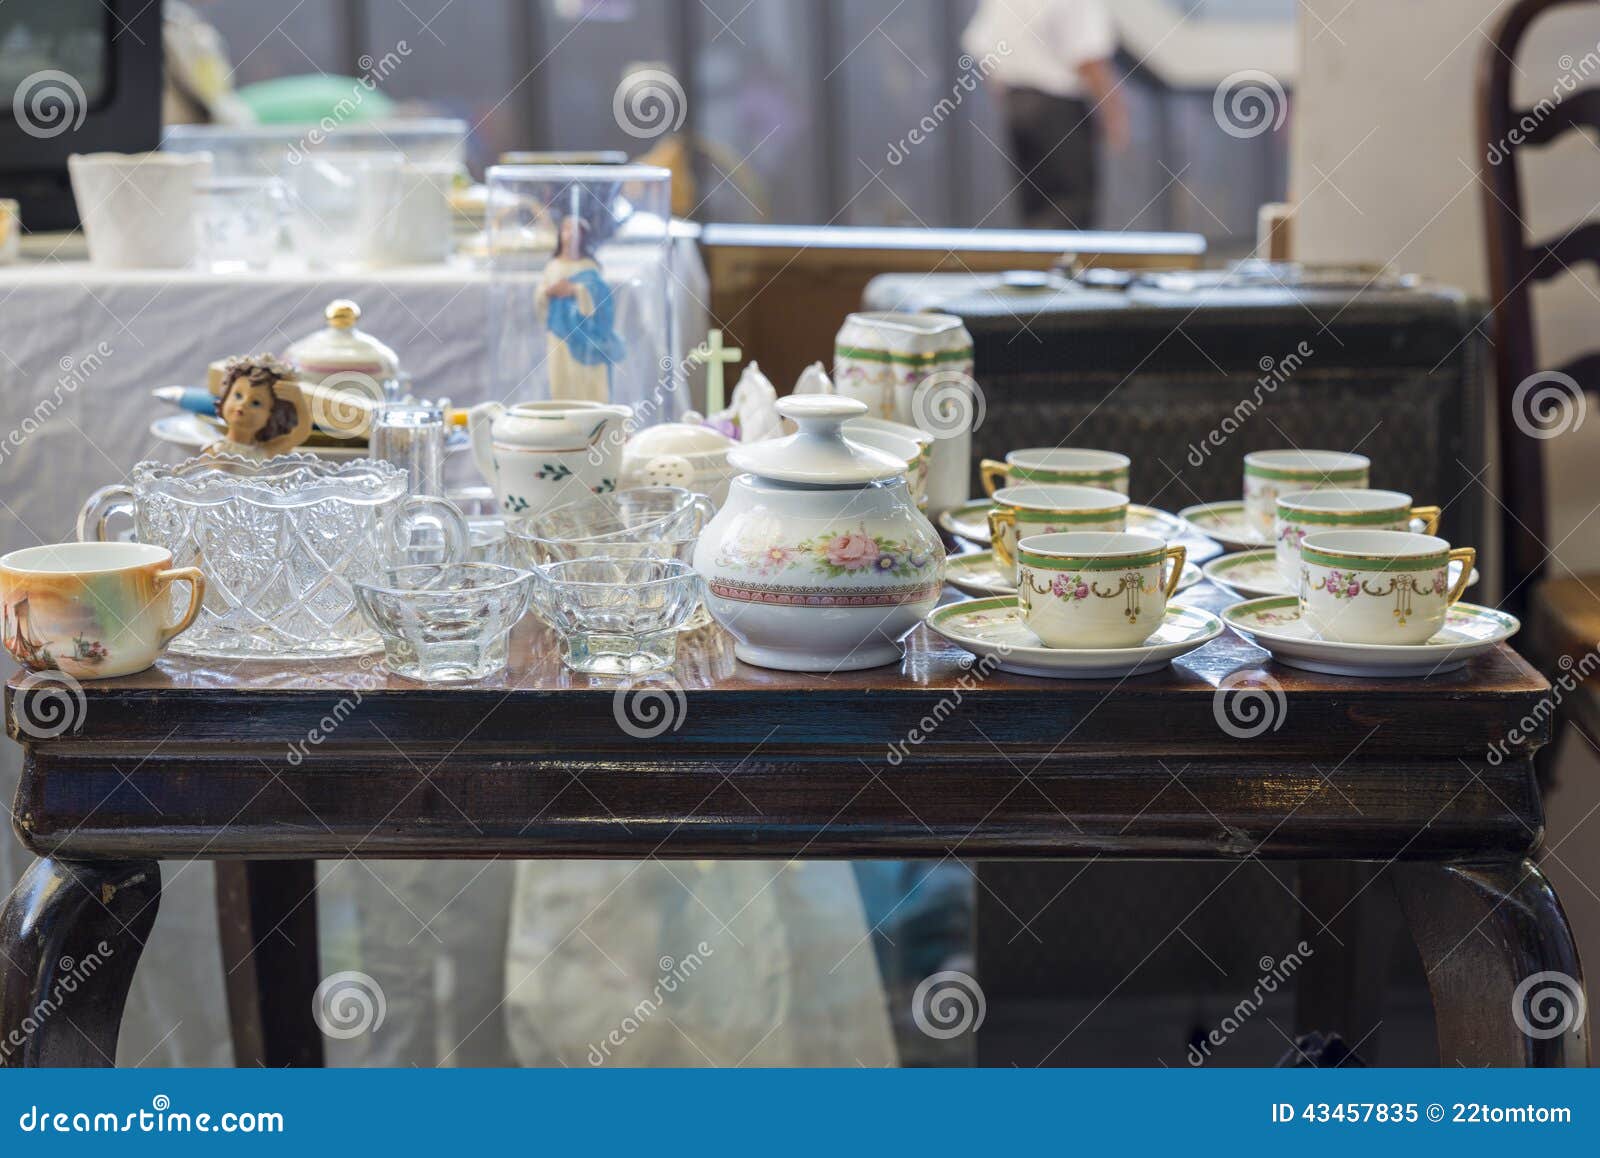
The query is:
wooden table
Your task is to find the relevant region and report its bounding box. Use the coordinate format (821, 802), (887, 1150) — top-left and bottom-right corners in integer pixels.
(1, 581), (1586, 1068)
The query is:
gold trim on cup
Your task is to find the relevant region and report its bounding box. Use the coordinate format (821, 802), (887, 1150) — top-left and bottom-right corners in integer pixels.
(1446, 547), (1475, 605)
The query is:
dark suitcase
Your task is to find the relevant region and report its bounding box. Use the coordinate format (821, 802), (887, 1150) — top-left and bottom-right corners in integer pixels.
(864, 267), (1489, 550)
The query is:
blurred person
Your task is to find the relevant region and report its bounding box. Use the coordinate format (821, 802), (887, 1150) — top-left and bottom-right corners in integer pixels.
(963, 0), (1129, 228)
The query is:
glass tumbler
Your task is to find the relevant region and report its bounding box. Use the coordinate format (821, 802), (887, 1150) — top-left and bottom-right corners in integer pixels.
(353, 563), (533, 681)
(285, 150), (404, 269)
(194, 177), (286, 271)
(530, 557), (702, 675)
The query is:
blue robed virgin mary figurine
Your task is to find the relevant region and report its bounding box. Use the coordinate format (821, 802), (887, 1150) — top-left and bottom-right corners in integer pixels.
(536, 209), (627, 402)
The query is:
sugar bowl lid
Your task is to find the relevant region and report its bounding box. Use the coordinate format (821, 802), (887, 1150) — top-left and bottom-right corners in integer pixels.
(728, 396), (904, 485)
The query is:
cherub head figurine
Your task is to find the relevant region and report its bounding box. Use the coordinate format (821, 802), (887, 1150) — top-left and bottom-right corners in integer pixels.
(208, 354), (313, 460)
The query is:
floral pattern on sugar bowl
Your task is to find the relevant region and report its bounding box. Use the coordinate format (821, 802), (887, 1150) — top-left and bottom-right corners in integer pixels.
(715, 519), (940, 582)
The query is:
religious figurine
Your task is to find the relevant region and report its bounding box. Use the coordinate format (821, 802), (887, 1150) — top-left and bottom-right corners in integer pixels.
(535, 202), (626, 402)
(205, 354), (313, 460)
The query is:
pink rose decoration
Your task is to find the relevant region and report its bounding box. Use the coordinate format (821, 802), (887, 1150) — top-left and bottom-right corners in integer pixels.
(825, 531), (880, 569)
(1346, 581), (1359, 596)
(1075, 582), (1089, 599)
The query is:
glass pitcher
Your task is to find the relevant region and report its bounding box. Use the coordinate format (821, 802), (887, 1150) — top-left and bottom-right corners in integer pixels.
(78, 454), (467, 659)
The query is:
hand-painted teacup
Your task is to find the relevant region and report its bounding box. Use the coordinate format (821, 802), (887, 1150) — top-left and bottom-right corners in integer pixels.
(1298, 530), (1473, 645)
(1017, 531), (1187, 649)
(981, 448), (1131, 497)
(988, 485), (1129, 584)
(1274, 489), (1440, 587)
(1242, 450), (1370, 538)
(1, 542), (206, 678)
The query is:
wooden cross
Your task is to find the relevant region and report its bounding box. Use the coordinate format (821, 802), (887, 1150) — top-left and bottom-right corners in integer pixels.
(698, 328), (742, 414)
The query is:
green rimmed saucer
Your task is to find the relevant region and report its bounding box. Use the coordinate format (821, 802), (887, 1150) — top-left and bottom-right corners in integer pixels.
(1221, 595), (1519, 678)
(946, 551), (1203, 598)
(1177, 501), (1267, 550)
(926, 597), (1224, 679)
(939, 500), (1188, 546)
(1205, 549), (1481, 600)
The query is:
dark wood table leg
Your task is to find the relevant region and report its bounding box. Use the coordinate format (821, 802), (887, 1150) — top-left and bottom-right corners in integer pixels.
(1394, 859), (1589, 1066)
(215, 860), (324, 1067)
(1293, 862), (1397, 1059)
(0, 857), (159, 1067)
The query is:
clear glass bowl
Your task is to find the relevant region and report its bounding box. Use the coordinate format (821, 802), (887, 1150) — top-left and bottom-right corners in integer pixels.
(511, 486), (714, 559)
(515, 532), (710, 630)
(530, 557), (702, 675)
(353, 563), (533, 682)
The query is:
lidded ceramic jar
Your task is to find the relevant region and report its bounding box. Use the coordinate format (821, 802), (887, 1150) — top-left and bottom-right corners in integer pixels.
(694, 395), (946, 671)
(283, 299), (401, 387)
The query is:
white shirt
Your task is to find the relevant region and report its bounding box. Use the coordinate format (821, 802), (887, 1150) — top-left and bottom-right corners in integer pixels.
(961, 0), (1116, 99)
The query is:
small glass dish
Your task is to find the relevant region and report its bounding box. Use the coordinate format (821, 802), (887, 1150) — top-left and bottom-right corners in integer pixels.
(353, 563), (532, 682)
(515, 487), (714, 551)
(517, 533), (710, 630)
(531, 557), (702, 675)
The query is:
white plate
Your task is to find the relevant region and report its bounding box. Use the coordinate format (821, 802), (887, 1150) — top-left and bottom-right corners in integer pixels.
(946, 550), (1203, 598)
(926, 597), (1224, 678)
(1178, 500), (1268, 550)
(1204, 549), (1480, 599)
(149, 414), (470, 461)
(939, 500), (1188, 546)
(1220, 595), (1519, 677)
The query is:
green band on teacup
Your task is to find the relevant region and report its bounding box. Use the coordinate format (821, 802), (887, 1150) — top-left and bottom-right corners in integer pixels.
(1301, 545), (1447, 571)
(1276, 505), (1408, 526)
(1244, 463), (1367, 483)
(835, 344), (972, 366)
(1010, 465), (1129, 485)
(1018, 547), (1162, 571)
(1012, 507), (1126, 524)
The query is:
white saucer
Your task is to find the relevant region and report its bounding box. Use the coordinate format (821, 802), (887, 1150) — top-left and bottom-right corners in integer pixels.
(939, 500), (1189, 546)
(1221, 595), (1519, 677)
(1204, 549), (1480, 599)
(946, 551), (1203, 598)
(926, 597), (1224, 678)
(149, 414), (469, 461)
(1178, 501), (1268, 550)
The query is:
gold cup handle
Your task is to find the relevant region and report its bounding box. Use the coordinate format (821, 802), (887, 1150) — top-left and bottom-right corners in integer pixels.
(979, 459), (1009, 498)
(1409, 505), (1442, 536)
(156, 567), (207, 647)
(987, 507), (1017, 568)
(1446, 547), (1475, 605)
(1160, 545), (1188, 598)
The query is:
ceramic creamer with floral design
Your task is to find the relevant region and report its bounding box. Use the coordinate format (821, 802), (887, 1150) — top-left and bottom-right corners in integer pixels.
(1, 542), (205, 679)
(695, 395), (945, 671)
(1274, 488), (1439, 587)
(981, 447), (1131, 498)
(1298, 530), (1474, 645)
(467, 399), (631, 517)
(1016, 531), (1186, 648)
(1242, 449), (1369, 538)
(987, 484), (1129, 585)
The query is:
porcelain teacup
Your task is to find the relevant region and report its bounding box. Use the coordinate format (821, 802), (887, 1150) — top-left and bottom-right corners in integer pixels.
(988, 485), (1128, 585)
(1242, 450), (1370, 538)
(1, 542), (206, 678)
(980, 448), (1131, 497)
(1017, 531), (1186, 649)
(1299, 530), (1474, 645)
(1274, 489), (1440, 587)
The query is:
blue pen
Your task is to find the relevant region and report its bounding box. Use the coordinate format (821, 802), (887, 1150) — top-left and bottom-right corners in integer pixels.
(151, 385), (220, 417)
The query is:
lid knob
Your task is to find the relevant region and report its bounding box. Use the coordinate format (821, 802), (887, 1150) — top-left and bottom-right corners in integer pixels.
(326, 299), (361, 328)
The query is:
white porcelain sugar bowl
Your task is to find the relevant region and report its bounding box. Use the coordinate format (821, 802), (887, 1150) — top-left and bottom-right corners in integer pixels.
(695, 395), (945, 671)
